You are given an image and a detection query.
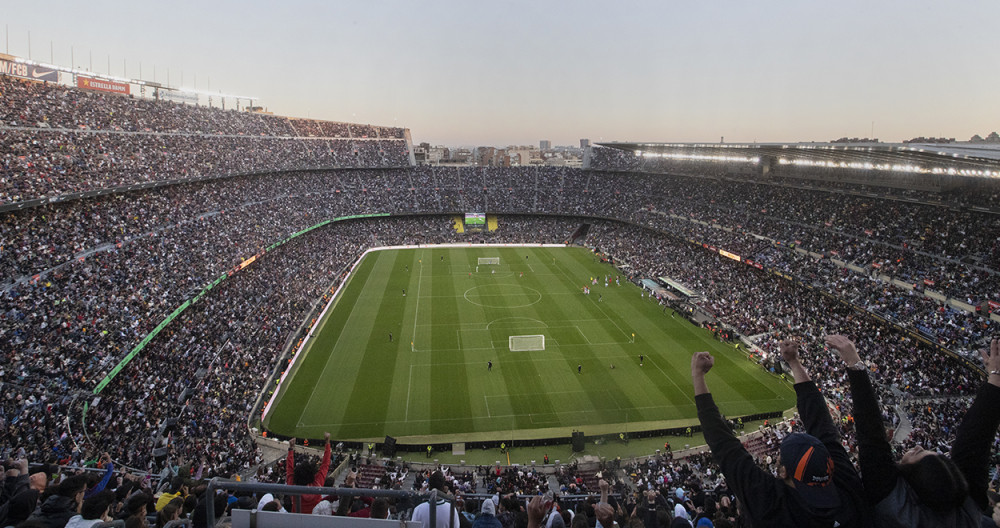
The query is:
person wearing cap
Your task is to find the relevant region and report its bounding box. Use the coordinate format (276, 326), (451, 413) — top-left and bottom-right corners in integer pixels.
(690, 340), (869, 527)
(828, 334), (1000, 527)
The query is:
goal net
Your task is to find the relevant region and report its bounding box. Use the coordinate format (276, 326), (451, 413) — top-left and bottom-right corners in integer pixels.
(478, 257), (500, 265)
(509, 335), (545, 351)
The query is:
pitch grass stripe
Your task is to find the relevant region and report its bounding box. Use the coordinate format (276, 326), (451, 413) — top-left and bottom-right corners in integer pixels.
(492, 249), (561, 431)
(429, 251), (475, 436)
(508, 248), (619, 428)
(515, 247), (621, 428)
(340, 251), (412, 437)
(451, 247), (498, 426)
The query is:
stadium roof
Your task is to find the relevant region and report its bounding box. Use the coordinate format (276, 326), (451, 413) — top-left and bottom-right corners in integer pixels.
(597, 141), (1000, 178)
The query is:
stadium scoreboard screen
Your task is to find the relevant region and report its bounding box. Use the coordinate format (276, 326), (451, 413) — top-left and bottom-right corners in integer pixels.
(465, 213), (485, 226)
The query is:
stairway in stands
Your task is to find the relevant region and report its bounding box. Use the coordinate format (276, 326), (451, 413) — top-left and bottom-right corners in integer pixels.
(568, 223), (591, 245)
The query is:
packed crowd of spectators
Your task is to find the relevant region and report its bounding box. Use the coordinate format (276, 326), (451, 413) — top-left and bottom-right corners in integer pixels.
(0, 76), (410, 203)
(0, 75), (405, 140)
(5, 80), (1000, 526)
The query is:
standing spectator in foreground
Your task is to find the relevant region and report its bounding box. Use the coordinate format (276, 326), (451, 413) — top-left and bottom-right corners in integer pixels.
(828, 334), (1000, 527)
(3, 464), (51, 526)
(412, 471), (461, 528)
(286, 432), (332, 513)
(690, 340), (869, 527)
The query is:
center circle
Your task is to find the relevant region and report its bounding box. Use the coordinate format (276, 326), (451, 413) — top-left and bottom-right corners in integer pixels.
(464, 284), (542, 308)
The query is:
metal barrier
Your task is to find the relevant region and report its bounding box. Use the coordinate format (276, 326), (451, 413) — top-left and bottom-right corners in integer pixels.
(204, 479), (459, 528)
(203, 479), (622, 527)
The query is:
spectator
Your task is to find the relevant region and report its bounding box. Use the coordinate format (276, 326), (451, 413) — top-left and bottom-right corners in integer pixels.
(474, 499), (503, 528)
(690, 341), (868, 527)
(154, 476), (187, 512)
(828, 334), (1000, 527)
(27, 473), (89, 528)
(155, 498), (182, 528)
(286, 432), (332, 513)
(412, 471), (461, 528)
(65, 489), (116, 528)
(3, 466), (51, 527)
(121, 492), (151, 528)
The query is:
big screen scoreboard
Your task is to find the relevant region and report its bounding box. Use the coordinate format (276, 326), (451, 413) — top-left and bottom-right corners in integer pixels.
(465, 213), (486, 226)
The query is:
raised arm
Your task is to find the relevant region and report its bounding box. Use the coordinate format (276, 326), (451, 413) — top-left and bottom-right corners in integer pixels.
(84, 453), (114, 499)
(826, 334), (898, 503)
(286, 438), (296, 485)
(779, 339), (811, 384)
(781, 339), (837, 443)
(691, 352), (779, 520)
(951, 338), (1000, 512)
(313, 432), (333, 486)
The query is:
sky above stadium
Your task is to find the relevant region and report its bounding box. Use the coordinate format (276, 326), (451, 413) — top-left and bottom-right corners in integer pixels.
(5, 1), (999, 147)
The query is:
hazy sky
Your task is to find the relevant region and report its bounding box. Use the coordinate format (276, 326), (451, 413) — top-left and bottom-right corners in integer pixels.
(4, 1), (999, 146)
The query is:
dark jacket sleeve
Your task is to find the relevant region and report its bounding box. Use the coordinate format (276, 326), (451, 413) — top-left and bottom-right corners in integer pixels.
(696, 393), (776, 519)
(950, 382), (1000, 513)
(846, 369), (899, 503)
(795, 380), (866, 495)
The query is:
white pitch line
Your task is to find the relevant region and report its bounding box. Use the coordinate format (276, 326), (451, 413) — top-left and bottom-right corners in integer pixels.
(484, 395), (491, 418)
(405, 364), (414, 421)
(647, 357), (697, 406)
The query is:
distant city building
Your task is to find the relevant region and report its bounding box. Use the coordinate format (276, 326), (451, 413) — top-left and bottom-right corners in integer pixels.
(540, 140), (551, 150)
(451, 148), (472, 163)
(580, 139), (591, 148)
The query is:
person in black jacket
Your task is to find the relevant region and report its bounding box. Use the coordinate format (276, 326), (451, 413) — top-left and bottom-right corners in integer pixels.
(690, 340), (870, 527)
(26, 474), (88, 528)
(827, 334), (1000, 528)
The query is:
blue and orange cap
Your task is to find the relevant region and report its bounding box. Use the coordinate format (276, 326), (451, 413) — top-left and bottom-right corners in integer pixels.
(779, 433), (840, 510)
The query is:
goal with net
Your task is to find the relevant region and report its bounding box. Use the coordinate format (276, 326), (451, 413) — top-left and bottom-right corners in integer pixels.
(509, 335), (545, 351)
(478, 257), (500, 265)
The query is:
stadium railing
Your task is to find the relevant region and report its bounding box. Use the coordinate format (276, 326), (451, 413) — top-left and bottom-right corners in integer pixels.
(204, 478), (624, 527)
(205, 480), (459, 528)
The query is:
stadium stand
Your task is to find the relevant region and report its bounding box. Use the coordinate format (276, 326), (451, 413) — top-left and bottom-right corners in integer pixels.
(6, 76), (1000, 526)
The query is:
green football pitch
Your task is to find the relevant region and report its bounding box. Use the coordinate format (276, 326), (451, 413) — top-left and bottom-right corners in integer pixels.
(262, 246), (795, 443)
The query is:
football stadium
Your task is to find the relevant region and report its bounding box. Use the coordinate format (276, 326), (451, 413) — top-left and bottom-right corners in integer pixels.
(4, 6), (1000, 528)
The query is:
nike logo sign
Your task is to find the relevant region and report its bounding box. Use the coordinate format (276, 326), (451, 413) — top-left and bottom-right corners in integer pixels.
(32, 69), (51, 78)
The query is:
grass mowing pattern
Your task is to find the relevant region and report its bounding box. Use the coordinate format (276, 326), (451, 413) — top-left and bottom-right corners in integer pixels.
(264, 246), (795, 442)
